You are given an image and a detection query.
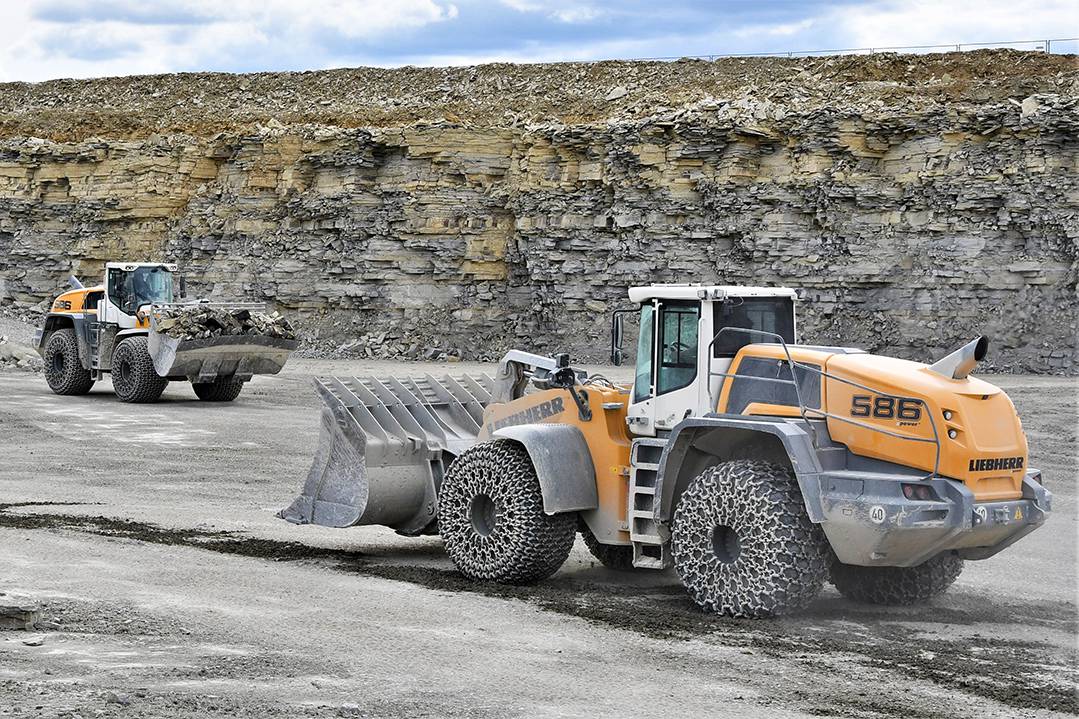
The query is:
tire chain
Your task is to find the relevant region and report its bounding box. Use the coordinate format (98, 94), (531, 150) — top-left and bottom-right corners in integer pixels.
(439, 439), (576, 584)
(193, 378), (244, 402)
(671, 459), (829, 618)
(830, 552), (964, 605)
(43, 328), (94, 395)
(111, 337), (168, 403)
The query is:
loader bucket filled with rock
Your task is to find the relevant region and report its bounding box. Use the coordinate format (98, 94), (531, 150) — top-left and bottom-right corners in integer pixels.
(278, 373), (495, 535)
(148, 304), (299, 383)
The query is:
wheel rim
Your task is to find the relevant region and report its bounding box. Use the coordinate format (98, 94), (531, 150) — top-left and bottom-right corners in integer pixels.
(118, 359), (131, 385)
(468, 493), (497, 537)
(50, 352), (63, 375)
(711, 524), (741, 563)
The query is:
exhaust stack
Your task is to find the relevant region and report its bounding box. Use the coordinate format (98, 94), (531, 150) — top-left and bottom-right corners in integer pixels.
(929, 336), (988, 380)
(68, 275), (83, 290)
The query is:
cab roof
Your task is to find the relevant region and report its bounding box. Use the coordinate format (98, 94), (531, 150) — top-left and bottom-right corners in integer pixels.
(105, 262), (176, 271)
(627, 284), (798, 303)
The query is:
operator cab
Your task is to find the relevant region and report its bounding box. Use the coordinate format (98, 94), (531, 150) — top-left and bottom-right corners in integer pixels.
(616, 284), (797, 436)
(102, 262), (177, 328)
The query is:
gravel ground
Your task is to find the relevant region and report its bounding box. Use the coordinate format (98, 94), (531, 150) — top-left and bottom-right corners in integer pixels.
(0, 358), (1075, 718)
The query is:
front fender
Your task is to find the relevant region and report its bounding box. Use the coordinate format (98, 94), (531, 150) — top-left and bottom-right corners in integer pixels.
(493, 424), (598, 515)
(656, 415), (825, 526)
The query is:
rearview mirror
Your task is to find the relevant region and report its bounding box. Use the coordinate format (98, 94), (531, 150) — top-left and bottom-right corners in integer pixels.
(610, 312), (625, 365)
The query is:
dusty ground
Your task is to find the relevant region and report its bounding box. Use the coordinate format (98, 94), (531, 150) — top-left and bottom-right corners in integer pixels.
(0, 359), (1075, 718)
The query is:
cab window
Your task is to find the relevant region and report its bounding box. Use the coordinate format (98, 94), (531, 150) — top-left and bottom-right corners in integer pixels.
(632, 304), (654, 403)
(108, 267), (174, 314)
(656, 301), (699, 395)
(713, 297), (795, 357)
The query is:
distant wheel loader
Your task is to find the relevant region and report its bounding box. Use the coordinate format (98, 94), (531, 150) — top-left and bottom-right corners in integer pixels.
(35, 262), (297, 403)
(279, 284), (1051, 617)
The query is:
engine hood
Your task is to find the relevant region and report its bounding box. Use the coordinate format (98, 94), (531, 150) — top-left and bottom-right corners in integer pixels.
(823, 353), (1028, 501)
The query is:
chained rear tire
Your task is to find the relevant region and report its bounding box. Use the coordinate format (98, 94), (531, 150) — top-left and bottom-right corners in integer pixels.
(43, 328), (94, 395)
(579, 518), (635, 570)
(831, 552), (964, 605)
(671, 459), (828, 618)
(440, 439), (576, 584)
(192, 378), (244, 402)
(111, 336), (168, 403)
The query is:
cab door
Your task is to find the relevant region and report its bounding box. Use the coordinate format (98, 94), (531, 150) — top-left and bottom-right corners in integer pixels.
(103, 268), (137, 329)
(651, 300), (702, 432)
(626, 300), (702, 436)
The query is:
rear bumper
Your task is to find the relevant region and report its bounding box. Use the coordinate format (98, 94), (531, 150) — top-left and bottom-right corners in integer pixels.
(817, 470), (1050, 567)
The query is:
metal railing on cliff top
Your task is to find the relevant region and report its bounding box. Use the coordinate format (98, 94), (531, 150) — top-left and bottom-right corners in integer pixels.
(633, 37), (1078, 62)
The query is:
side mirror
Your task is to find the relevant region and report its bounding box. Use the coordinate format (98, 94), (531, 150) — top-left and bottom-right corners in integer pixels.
(610, 312), (625, 365)
(179, 275), (187, 299)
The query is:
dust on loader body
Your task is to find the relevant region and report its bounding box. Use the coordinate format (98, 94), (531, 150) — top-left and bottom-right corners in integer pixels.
(34, 261), (297, 403)
(279, 284), (1052, 619)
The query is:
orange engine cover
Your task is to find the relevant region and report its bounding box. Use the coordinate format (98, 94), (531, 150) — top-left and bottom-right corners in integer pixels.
(823, 353), (1028, 501)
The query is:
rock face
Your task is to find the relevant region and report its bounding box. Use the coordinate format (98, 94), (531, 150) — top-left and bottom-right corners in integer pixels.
(0, 50), (1075, 371)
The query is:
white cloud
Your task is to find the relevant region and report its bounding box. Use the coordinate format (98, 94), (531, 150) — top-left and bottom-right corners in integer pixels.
(831, 0), (1079, 50)
(0, 0), (1073, 83)
(0, 0), (460, 81)
(500, 0), (602, 24)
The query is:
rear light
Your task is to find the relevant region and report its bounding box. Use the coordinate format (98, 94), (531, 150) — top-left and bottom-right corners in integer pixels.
(902, 483), (937, 501)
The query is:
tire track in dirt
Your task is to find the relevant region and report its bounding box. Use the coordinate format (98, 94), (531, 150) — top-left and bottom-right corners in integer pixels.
(2, 503), (1075, 716)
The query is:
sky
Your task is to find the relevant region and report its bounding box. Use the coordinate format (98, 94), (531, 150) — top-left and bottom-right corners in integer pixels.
(0, 0), (1075, 82)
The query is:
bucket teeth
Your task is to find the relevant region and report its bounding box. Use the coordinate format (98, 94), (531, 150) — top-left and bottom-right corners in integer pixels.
(278, 373), (496, 534)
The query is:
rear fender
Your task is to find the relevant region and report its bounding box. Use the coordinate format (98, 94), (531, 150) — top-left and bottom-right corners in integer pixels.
(655, 416), (824, 528)
(37, 313), (94, 369)
(36, 313), (74, 352)
(492, 424), (598, 515)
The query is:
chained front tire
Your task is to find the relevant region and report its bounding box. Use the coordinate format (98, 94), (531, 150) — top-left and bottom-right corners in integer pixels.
(42, 328), (94, 395)
(831, 552), (964, 605)
(671, 460), (828, 618)
(111, 336), (168, 403)
(439, 439), (576, 584)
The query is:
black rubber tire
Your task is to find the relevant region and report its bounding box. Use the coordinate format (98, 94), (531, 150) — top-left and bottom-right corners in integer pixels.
(42, 328), (94, 395)
(192, 378), (244, 402)
(831, 552), (964, 606)
(579, 518), (635, 570)
(671, 459), (829, 618)
(439, 439), (577, 584)
(111, 336), (168, 403)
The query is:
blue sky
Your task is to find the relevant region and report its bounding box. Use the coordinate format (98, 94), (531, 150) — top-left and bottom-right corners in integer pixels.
(0, 0), (1075, 81)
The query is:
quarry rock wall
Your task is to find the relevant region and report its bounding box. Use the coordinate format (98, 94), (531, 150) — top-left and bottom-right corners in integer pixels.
(0, 51), (1075, 371)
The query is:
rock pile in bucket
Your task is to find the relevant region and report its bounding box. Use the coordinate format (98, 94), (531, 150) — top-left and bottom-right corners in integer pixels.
(153, 306), (296, 341)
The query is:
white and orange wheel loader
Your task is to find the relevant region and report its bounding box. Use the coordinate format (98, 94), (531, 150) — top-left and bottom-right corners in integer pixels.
(279, 284), (1051, 618)
(35, 262), (297, 403)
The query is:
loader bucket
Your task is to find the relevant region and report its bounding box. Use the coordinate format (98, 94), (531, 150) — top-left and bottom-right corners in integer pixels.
(277, 373), (496, 536)
(147, 329), (298, 382)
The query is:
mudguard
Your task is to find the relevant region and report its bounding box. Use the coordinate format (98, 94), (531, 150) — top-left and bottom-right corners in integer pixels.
(493, 423), (599, 515)
(655, 415), (826, 526)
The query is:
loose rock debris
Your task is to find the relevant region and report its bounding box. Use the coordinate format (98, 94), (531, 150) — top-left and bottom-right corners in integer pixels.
(0, 603), (40, 630)
(0, 336), (41, 372)
(153, 306), (296, 341)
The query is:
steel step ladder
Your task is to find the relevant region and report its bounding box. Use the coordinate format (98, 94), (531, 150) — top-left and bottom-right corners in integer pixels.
(628, 438), (672, 569)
